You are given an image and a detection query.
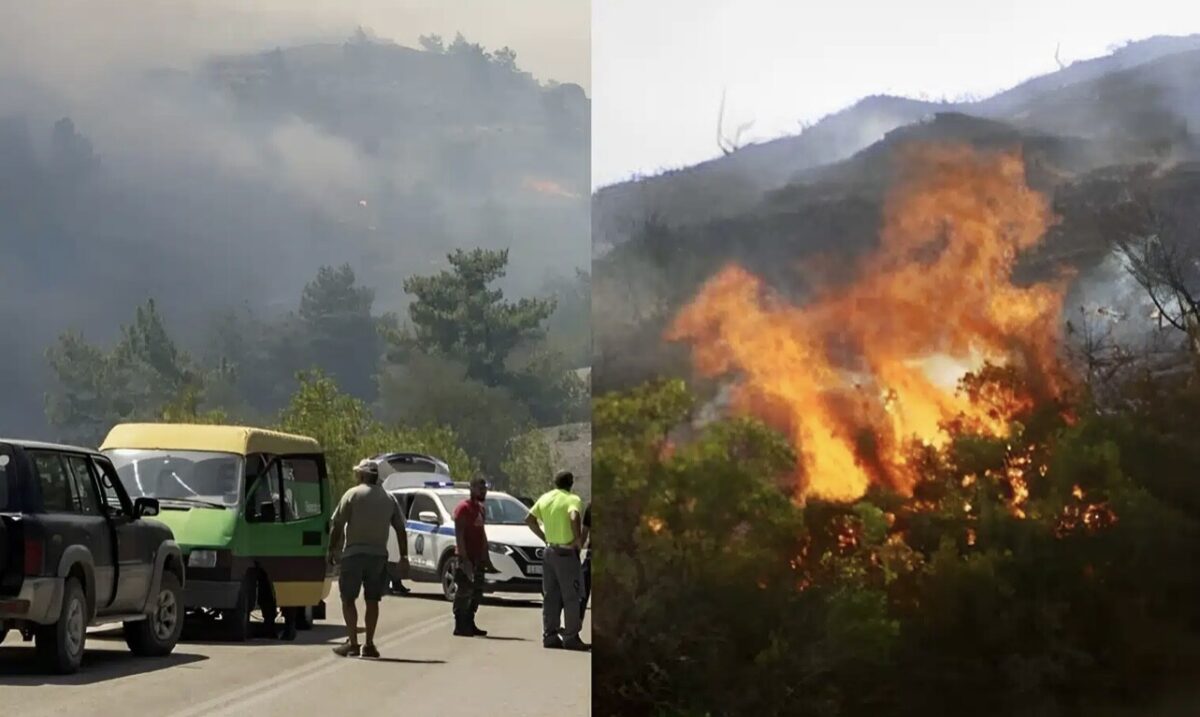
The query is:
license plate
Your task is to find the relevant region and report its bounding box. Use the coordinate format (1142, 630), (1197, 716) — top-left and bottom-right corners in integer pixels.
(527, 565), (543, 576)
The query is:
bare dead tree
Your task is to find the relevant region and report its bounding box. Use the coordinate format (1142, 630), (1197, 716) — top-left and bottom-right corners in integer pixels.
(1065, 306), (1141, 402)
(716, 88), (754, 156)
(1054, 43), (1065, 71)
(1112, 192), (1200, 356)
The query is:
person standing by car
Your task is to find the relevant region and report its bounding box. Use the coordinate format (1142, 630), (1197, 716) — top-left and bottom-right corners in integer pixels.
(451, 476), (491, 637)
(526, 470), (589, 651)
(329, 459), (409, 659)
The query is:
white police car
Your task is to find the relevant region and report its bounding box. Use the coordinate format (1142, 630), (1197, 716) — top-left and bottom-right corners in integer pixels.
(384, 480), (546, 601)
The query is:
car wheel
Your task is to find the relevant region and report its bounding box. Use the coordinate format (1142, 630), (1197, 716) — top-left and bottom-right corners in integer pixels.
(441, 556), (459, 602)
(295, 605), (313, 631)
(125, 571), (184, 656)
(222, 573), (256, 642)
(36, 576), (86, 674)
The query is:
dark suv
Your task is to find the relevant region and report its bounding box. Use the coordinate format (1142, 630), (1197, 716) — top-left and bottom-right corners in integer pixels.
(0, 439), (185, 673)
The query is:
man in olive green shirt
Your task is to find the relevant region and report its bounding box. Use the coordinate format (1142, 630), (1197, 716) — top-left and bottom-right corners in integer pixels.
(328, 459), (409, 659)
(526, 470), (589, 651)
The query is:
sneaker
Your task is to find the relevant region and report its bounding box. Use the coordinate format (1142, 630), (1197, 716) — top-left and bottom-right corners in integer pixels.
(332, 642), (360, 658)
(562, 637), (591, 652)
(361, 643), (380, 659)
(453, 620), (474, 637)
(543, 636), (564, 649)
(469, 622), (489, 637)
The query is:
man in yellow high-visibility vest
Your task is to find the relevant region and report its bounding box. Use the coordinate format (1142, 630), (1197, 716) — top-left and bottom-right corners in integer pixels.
(526, 470), (589, 651)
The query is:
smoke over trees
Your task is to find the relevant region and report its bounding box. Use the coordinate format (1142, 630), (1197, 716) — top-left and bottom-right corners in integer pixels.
(0, 15), (589, 439)
(46, 251), (587, 490)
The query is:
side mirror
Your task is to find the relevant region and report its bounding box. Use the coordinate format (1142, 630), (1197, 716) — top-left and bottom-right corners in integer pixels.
(134, 497), (160, 518)
(418, 510), (440, 525)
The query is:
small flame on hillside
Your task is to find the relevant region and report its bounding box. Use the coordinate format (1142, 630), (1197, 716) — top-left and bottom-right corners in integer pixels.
(523, 177), (579, 199)
(667, 144), (1070, 501)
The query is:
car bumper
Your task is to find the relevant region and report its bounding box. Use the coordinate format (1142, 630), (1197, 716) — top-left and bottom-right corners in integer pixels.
(483, 578), (543, 594)
(183, 579), (241, 610)
(485, 550), (545, 595)
(0, 577), (63, 625)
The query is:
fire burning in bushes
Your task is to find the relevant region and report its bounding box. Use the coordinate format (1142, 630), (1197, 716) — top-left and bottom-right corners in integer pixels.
(667, 143), (1075, 502)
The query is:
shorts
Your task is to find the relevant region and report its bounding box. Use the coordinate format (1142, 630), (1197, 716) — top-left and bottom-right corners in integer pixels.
(339, 553), (388, 602)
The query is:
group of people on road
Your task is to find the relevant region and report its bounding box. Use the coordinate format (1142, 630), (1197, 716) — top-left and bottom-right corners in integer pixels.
(326, 458), (591, 659)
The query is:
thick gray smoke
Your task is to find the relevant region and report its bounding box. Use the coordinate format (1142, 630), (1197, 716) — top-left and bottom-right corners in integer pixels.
(0, 1), (589, 436)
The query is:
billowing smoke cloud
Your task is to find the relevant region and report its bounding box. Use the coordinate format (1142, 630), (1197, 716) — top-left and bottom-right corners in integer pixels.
(0, 1), (589, 436)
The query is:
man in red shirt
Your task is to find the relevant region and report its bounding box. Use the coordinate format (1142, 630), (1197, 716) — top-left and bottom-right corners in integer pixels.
(452, 476), (491, 637)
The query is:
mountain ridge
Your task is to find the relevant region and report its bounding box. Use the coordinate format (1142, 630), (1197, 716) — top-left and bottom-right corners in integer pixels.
(592, 34), (1200, 254)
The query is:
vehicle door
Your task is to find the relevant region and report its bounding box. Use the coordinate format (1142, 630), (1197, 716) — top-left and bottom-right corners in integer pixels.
(406, 492), (442, 575)
(242, 453), (288, 582)
(26, 450), (116, 606)
(63, 453), (118, 610)
(0, 444), (19, 595)
(397, 492), (420, 572)
(385, 490), (412, 569)
(276, 453), (328, 606)
(91, 455), (153, 612)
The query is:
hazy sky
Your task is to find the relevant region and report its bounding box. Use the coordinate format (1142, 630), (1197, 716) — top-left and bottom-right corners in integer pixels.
(593, 0), (1200, 189)
(0, 0), (589, 95)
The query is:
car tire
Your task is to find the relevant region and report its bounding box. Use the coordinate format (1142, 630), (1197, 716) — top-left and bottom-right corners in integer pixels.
(295, 605), (314, 631)
(36, 576), (87, 674)
(223, 573), (256, 642)
(125, 571), (184, 657)
(441, 555), (458, 602)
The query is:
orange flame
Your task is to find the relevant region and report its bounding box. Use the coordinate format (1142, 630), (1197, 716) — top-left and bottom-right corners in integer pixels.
(522, 177), (580, 199)
(666, 144), (1069, 501)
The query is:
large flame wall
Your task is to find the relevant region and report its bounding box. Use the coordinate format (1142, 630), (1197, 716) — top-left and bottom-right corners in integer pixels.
(667, 144), (1068, 501)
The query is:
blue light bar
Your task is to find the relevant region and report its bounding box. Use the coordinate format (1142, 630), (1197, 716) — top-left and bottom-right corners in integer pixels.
(424, 481), (455, 487)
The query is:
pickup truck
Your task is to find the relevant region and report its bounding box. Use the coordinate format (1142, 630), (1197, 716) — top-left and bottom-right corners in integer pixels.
(0, 439), (185, 673)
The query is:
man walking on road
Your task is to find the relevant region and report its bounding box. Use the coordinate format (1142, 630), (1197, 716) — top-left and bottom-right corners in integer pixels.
(329, 458), (409, 659)
(526, 471), (590, 651)
(452, 476), (491, 637)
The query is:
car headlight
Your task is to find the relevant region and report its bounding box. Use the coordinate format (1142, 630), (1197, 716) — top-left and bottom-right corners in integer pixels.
(188, 549), (219, 568)
(487, 541), (513, 555)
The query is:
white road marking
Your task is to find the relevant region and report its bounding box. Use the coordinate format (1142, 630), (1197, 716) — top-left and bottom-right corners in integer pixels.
(168, 613), (451, 717)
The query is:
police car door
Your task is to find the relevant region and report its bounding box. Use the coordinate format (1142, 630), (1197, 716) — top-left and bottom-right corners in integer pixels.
(385, 491), (413, 574)
(406, 492), (442, 576)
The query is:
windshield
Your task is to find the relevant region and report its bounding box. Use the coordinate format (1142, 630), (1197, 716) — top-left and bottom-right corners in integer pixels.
(437, 493), (530, 525)
(106, 449), (243, 508)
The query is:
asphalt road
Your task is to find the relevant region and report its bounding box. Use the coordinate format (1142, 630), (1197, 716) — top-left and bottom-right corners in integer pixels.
(0, 583), (591, 716)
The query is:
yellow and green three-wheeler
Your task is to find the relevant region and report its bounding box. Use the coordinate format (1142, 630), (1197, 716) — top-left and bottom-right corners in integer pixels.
(99, 424), (333, 640)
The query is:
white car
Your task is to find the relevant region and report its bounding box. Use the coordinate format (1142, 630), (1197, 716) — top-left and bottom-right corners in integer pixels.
(379, 473), (546, 601)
